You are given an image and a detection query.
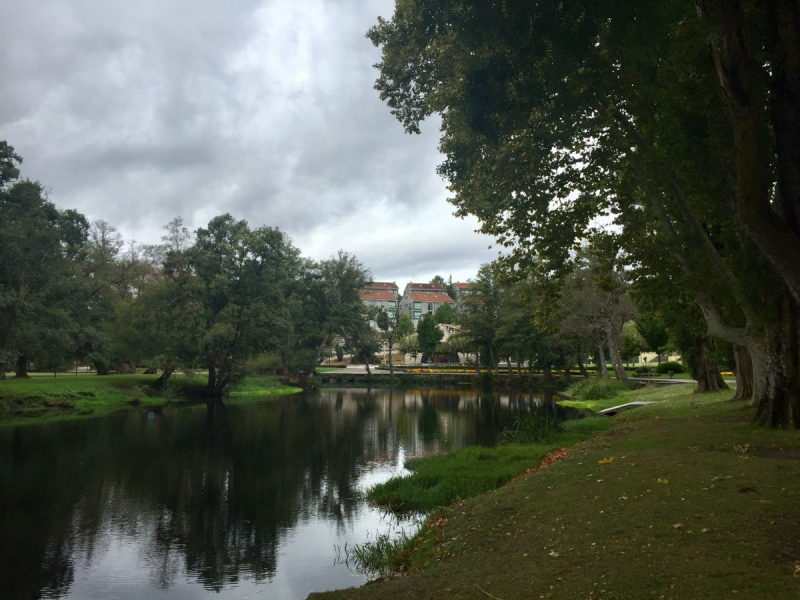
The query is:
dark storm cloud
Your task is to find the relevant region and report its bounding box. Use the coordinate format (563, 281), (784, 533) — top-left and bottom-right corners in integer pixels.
(0, 0), (494, 277)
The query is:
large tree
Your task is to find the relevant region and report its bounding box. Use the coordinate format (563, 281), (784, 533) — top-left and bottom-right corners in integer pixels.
(367, 0), (800, 426)
(0, 145), (88, 377)
(188, 214), (301, 395)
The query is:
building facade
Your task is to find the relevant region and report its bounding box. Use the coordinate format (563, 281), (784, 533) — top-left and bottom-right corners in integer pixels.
(398, 291), (456, 327)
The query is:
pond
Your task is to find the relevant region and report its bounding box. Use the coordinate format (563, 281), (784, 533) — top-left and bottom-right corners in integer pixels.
(0, 387), (576, 600)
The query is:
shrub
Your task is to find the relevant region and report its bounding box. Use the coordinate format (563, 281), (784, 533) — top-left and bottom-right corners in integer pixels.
(656, 361), (684, 374)
(568, 378), (632, 401)
(247, 352), (283, 375)
(634, 366), (652, 374)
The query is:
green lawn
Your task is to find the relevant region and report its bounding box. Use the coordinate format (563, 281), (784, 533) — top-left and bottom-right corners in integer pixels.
(310, 383), (800, 600)
(0, 374), (300, 425)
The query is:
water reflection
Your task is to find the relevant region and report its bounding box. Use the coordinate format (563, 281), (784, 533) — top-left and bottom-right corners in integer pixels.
(0, 387), (571, 600)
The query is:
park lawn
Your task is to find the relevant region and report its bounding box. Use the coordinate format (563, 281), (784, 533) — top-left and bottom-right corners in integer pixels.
(310, 384), (800, 600)
(0, 374), (170, 426)
(0, 374), (300, 425)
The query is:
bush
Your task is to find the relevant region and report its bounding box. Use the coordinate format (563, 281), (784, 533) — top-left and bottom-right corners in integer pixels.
(567, 378), (632, 401)
(247, 352), (283, 375)
(634, 366), (652, 374)
(656, 361), (684, 374)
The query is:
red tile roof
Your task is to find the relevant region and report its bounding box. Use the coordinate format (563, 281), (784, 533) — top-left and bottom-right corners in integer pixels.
(360, 290), (398, 301)
(455, 282), (471, 289)
(408, 292), (455, 302)
(406, 283), (446, 291)
(365, 281), (398, 290)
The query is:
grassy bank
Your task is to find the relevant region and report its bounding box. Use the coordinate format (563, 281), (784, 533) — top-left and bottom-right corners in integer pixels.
(0, 374), (300, 425)
(368, 417), (613, 513)
(310, 384), (800, 600)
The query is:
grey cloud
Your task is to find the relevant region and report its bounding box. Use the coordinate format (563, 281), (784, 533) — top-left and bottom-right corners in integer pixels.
(1, 0), (495, 278)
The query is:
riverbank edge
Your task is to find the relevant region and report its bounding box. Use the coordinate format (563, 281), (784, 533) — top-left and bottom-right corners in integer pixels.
(0, 374), (301, 427)
(309, 383), (800, 600)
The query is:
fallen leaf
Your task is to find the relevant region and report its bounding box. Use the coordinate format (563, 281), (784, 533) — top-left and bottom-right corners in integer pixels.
(673, 523), (684, 529)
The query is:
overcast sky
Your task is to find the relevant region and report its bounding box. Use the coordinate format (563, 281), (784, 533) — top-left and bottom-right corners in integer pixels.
(0, 0), (496, 288)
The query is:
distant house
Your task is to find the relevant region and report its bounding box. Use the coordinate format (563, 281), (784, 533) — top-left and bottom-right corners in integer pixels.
(399, 290), (456, 326)
(438, 322), (461, 341)
(360, 282), (400, 327)
(451, 282), (471, 313)
(403, 282), (446, 296)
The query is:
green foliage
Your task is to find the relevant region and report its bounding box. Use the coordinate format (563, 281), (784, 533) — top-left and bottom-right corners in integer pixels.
(416, 314), (443, 357)
(433, 303), (458, 325)
(366, 417), (612, 513)
(621, 322), (646, 360)
(246, 352), (283, 376)
(335, 345), (344, 362)
(337, 530), (414, 577)
(394, 313), (415, 338)
(500, 408), (561, 444)
(567, 379), (631, 401)
(656, 361), (684, 374)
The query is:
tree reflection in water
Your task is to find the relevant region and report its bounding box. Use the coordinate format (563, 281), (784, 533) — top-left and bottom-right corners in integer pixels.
(0, 387), (574, 599)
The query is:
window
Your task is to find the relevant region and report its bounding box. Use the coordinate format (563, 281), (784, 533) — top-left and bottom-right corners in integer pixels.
(413, 302), (421, 310)
(413, 311), (421, 320)
(388, 300), (397, 309)
(428, 303), (433, 311)
(387, 311), (394, 319)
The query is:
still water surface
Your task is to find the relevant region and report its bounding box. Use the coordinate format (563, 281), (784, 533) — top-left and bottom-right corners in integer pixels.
(0, 387), (569, 600)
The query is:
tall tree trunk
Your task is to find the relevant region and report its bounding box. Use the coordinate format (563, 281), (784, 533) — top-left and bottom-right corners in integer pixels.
(93, 359), (110, 376)
(690, 338), (729, 393)
(732, 343), (754, 401)
(596, 344), (609, 379)
(155, 367), (174, 387)
(516, 353), (522, 378)
(543, 362), (553, 384)
(607, 335), (631, 384)
(281, 355), (290, 377)
(749, 297), (800, 427)
(475, 347), (481, 376)
(207, 361), (217, 392)
(506, 355), (513, 378)
(14, 354), (29, 379)
(577, 353), (589, 378)
(388, 337), (394, 376)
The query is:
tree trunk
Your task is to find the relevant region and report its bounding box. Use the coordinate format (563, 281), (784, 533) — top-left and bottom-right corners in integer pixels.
(690, 339), (729, 393)
(732, 343), (754, 401)
(506, 356), (513, 378)
(388, 337), (394, 376)
(93, 359), (110, 376)
(577, 354), (589, 378)
(206, 361), (217, 392)
(281, 355), (290, 377)
(596, 344), (609, 379)
(516, 353), (522, 378)
(155, 367), (174, 387)
(607, 331), (631, 384)
(14, 354), (29, 379)
(475, 348), (481, 376)
(748, 298), (800, 427)
(543, 362), (553, 384)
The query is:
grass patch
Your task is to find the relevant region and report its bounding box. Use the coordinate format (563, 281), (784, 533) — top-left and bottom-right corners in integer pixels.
(0, 374), (299, 425)
(366, 416), (613, 514)
(227, 375), (302, 397)
(336, 530), (416, 578)
(567, 377), (632, 401)
(309, 383), (800, 600)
